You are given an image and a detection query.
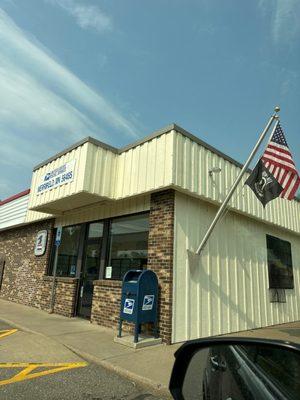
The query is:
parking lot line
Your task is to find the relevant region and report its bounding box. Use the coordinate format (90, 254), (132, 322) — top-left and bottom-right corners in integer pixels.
(0, 329), (18, 340)
(0, 362), (87, 386)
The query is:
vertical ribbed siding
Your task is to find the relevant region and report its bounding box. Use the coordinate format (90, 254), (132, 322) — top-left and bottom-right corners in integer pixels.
(0, 194), (29, 229)
(173, 192), (300, 343)
(83, 143), (117, 199)
(25, 128), (299, 235)
(114, 132), (174, 198)
(25, 209), (51, 224)
(173, 131), (300, 234)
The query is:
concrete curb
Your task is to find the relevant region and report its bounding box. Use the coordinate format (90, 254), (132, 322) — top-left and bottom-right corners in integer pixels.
(63, 344), (172, 398)
(0, 315), (46, 337)
(0, 314), (172, 398)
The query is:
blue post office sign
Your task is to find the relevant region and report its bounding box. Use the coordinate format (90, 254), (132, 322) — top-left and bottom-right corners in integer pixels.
(37, 160), (76, 194)
(142, 295), (154, 311)
(123, 298), (135, 315)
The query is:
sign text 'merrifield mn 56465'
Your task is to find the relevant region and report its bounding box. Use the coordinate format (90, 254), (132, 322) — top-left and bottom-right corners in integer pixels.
(37, 160), (76, 194)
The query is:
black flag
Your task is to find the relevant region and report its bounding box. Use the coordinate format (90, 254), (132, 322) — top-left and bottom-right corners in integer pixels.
(245, 159), (283, 207)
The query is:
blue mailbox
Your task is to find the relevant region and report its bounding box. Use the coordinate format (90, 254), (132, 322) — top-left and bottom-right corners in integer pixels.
(118, 269), (158, 343)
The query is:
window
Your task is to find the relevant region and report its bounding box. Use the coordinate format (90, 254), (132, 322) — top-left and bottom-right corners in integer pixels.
(266, 235), (294, 289)
(47, 213), (149, 281)
(83, 222), (103, 279)
(49, 225), (81, 277)
(236, 345), (300, 398)
(107, 213), (149, 280)
(87, 222), (103, 239)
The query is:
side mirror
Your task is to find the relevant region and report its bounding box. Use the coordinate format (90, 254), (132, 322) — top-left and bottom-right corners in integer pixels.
(169, 337), (300, 400)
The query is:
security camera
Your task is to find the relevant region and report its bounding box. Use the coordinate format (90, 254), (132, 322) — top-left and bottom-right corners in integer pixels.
(208, 167), (222, 176)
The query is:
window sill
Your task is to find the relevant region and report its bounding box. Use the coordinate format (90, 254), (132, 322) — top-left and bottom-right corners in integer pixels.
(43, 276), (79, 283)
(93, 279), (122, 288)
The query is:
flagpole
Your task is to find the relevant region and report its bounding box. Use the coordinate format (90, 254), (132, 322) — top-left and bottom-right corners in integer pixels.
(195, 106), (280, 255)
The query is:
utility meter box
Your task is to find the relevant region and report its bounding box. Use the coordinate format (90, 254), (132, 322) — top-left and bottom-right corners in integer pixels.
(118, 269), (158, 343)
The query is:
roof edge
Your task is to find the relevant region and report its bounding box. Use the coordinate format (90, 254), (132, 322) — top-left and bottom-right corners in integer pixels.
(32, 123), (247, 173)
(119, 124), (176, 152)
(30, 124), (300, 203)
(0, 189), (30, 206)
(33, 137), (118, 171)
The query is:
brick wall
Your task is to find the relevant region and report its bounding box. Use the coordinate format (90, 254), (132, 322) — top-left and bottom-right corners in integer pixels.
(91, 189), (175, 343)
(0, 220), (54, 307)
(0, 220), (78, 318)
(0, 189), (175, 340)
(91, 280), (122, 327)
(91, 280), (140, 335)
(147, 190), (175, 344)
(42, 276), (79, 317)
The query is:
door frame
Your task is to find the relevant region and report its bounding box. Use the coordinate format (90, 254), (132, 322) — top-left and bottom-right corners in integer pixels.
(75, 220), (108, 318)
(73, 223), (87, 317)
(76, 239), (101, 319)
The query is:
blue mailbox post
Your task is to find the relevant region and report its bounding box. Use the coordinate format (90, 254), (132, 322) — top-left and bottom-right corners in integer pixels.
(118, 269), (159, 343)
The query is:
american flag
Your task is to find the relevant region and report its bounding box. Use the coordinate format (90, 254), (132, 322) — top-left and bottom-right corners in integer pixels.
(262, 122), (300, 200)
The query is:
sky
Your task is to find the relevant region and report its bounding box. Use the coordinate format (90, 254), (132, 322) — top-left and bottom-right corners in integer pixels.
(0, 0), (299, 199)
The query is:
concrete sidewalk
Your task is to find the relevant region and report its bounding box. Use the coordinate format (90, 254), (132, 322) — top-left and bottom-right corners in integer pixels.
(1, 299), (300, 394)
(0, 299), (180, 394)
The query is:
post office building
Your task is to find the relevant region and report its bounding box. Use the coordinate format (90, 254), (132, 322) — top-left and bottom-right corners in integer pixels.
(0, 124), (299, 344)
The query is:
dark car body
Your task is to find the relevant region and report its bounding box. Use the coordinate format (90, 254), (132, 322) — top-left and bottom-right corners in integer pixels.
(203, 344), (300, 400)
(169, 337), (300, 400)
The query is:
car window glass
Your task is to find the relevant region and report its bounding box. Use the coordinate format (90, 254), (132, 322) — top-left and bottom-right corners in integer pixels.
(239, 344), (300, 399)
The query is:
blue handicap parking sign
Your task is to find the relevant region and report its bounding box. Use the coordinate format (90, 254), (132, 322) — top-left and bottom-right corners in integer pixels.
(142, 295), (154, 311)
(123, 298), (135, 314)
(55, 226), (63, 247)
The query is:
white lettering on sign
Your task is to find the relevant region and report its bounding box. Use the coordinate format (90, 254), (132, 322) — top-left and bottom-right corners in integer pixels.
(34, 230), (48, 256)
(123, 299), (135, 315)
(37, 160), (76, 194)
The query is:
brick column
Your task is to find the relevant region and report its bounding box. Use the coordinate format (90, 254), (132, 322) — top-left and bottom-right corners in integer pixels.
(91, 280), (122, 327)
(41, 277), (79, 317)
(148, 189), (175, 344)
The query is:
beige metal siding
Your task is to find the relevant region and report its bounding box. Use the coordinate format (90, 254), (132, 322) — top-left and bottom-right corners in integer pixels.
(55, 194), (150, 227)
(83, 142), (117, 199)
(27, 132), (174, 216)
(114, 132), (174, 199)
(25, 209), (52, 224)
(26, 128), (299, 233)
(0, 194), (29, 230)
(28, 142), (88, 210)
(173, 131), (300, 234)
(173, 192), (300, 343)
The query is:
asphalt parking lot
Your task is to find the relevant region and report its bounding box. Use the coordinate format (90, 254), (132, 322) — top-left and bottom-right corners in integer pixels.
(0, 321), (169, 400)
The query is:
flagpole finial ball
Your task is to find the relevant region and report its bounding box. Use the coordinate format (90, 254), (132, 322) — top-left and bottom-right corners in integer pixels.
(274, 106), (280, 113)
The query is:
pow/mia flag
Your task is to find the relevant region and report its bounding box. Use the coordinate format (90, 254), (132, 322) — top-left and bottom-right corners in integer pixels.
(245, 159), (283, 207)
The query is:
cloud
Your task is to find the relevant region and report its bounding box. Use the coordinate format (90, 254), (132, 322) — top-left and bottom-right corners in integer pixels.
(279, 68), (299, 97)
(259, 0), (300, 43)
(0, 8), (139, 198)
(46, 0), (112, 32)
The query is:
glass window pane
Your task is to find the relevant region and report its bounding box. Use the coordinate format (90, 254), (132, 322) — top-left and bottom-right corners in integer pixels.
(56, 225), (81, 277)
(84, 243), (101, 277)
(88, 222), (103, 239)
(267, 235), (294, 289)
(111, 215), (149, 235)
(108, 214), (149, 280)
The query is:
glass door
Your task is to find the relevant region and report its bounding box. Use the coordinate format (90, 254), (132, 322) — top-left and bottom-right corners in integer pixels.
(77, 222), (103, 319)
